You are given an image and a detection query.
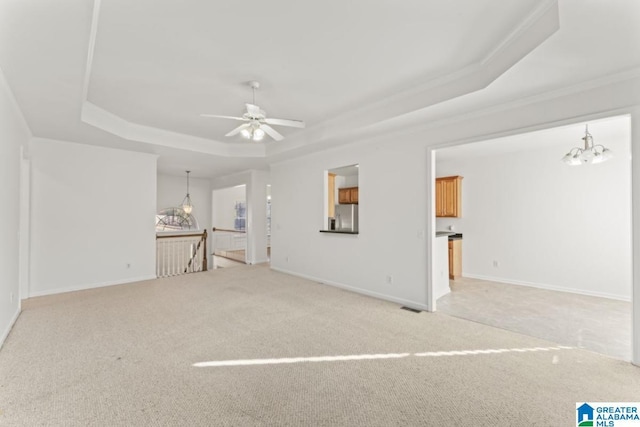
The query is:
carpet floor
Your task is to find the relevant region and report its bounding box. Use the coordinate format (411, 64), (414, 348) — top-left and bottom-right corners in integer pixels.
(0, 265), (638, 426)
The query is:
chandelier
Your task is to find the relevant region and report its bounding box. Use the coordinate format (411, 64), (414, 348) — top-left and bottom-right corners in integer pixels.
(561, 125), (613, 165)
(181, 171), (193, 214)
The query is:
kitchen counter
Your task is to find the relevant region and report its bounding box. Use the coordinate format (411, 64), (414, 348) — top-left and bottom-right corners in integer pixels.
(436, 232), (463, 240)
(319, 230), (359, 235)
(436, 231), (455, 238)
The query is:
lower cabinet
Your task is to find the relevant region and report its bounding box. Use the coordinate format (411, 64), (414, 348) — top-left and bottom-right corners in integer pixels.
(448, 239), (462, 279)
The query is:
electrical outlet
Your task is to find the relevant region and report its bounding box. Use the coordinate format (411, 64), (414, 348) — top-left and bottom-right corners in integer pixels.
(126, 263), (131, 269)
(10, 292), (14, 303)
(493, 260), (499, 268)
(285, 256), (289, 263)
(386, 275), (393, 284)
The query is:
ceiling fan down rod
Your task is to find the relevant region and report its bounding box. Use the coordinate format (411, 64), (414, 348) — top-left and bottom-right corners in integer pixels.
(249, 80), (260, 105)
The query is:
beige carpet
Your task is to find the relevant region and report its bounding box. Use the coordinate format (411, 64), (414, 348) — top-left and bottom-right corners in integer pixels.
(0, 266), (638, 426)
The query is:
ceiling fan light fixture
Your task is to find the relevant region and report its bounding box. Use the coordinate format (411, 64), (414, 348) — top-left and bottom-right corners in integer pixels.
(240, 125), (265, 141)
(200, 80), (305, 142)
(253, 127), (265, 141)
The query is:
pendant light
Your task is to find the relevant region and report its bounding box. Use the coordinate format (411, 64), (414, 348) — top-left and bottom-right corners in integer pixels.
(181, 171), (193, 214)
(561, 125), (613, 165)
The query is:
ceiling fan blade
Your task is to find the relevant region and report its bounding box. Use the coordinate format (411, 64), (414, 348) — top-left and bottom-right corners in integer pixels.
(264, 117), (306, 128)
(200, 113), (247, 121)
(261, 124), (284, 141)
(225, 123), (250, 137)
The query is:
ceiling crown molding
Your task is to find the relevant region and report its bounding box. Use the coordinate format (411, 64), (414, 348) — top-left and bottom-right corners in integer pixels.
(80, 0), (264, 158)
(266, 0), (559, 158)
(80, 0), (558, 160)
(81, 101), (265, 157)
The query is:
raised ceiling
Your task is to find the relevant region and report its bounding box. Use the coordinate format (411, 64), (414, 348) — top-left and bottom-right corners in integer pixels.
(0, 0), (639, 177)
(88, 0), (540, 140)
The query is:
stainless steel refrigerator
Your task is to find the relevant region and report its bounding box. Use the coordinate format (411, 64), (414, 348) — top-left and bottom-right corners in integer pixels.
(335, 204), (359, 232)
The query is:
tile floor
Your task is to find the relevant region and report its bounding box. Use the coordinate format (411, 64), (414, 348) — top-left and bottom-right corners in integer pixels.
(436, 276), (631, 361)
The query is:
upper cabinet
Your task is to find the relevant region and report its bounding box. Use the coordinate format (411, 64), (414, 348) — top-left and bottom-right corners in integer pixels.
(435, 176), (462, 217)
(338, 187), (359, 204)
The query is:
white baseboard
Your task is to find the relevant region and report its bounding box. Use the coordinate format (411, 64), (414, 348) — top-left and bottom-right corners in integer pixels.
(0, 305), (21, 351)
(270, 266), (429, 312)
(28, 275), (158, 298)
(462, 273), (631, 302)
(246, 258), (269, 265)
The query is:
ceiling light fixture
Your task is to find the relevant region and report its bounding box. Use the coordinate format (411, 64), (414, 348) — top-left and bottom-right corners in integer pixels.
(561, 125), (613, 165)
(240, 84), (266, 141)
(241, 121), (265, 141)
(181, 170), (193, 214)
(200, 80), (305, 142)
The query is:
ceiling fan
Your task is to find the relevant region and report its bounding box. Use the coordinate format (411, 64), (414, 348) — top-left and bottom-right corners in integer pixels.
(200, 81), (305, 142)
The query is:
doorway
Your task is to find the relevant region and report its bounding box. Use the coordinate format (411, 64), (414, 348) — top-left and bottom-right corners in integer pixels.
(430, 115), (632, 360)
(212, 185), (247, 266)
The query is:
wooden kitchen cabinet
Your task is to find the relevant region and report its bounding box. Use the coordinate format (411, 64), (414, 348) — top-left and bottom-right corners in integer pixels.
(435, 176), (462, 217)
(328, 173), (336, 218)
(448, 239), (462, 279)
(338, 187), (359, 204)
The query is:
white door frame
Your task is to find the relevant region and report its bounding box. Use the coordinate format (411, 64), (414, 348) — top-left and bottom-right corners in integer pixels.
(425, 110), (639, 366)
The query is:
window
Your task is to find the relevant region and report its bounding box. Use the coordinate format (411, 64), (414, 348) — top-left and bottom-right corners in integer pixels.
(234, 201), (246, 231)
(155, 207), (199, 232)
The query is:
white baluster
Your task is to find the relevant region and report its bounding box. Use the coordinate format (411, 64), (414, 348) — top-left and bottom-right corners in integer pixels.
(171, 239), (175, 276)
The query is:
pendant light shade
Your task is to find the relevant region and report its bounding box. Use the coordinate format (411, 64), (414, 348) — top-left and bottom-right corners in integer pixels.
(561, 125), (613, 165)
(181, 171), (193, 214)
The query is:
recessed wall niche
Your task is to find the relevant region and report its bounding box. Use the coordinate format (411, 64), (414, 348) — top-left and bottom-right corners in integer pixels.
(324, 164), (359, 233)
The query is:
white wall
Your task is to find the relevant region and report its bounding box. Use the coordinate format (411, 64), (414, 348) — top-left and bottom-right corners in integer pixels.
(157, 173), (212, 232)
(29, 138), (158, 297)
(212, 185), (245, 230)
(269, 75), (640, 312)
(436, 117), (632, 300)
(0, 67), (30, 348)
(271, 141), (429, 309)
(247, 170), (269, 264)
(343, 175), (359, 187)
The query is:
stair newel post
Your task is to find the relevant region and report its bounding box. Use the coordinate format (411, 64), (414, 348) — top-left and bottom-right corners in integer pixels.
(202, 229), (208, 272)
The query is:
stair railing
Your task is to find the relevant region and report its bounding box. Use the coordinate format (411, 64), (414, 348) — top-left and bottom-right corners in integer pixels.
(156, 230), (208, 278)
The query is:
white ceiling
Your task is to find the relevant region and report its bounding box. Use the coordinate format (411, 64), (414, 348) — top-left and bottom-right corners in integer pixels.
(0, 0), (639, 178)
